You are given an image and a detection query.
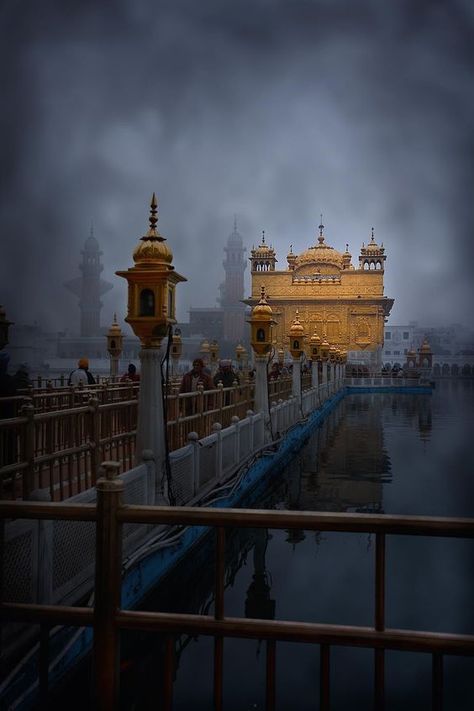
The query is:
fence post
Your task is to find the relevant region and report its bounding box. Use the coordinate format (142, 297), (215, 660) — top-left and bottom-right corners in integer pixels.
(88, 397), (101, 486)
(94, 461), (123, 709)
(231, 415), (240, 463)
(21, 403), (35, 500)
(187, 432), (200, 496)
(246, 410), (254, 452)
(212, 422), (222, 480)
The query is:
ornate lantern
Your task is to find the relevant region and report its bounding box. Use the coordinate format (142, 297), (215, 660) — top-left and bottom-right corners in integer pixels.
(289, 310), (304, 359)
(235, 343), (248, 369)
(209, 339), (219, 367)
(309, 328), (321, 361)
(0, 305), (14, 351)
(418, 338), (433, 369)
(200, 339), (210, 363)
(320, 333), (330, 362)
(106, 314), (124, 358)
(171, 328), (182, 360)
(116, 193), (186, 347)
(248, 286), (275, 356)
(329, 344), (337, 363)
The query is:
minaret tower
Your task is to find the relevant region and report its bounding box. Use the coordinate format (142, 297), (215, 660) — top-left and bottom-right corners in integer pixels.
(65, 226), (113, 336)
(219, 217), (247, 343)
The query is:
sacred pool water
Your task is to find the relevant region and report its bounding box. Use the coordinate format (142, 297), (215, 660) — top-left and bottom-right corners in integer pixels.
(56, 381), (474, 710)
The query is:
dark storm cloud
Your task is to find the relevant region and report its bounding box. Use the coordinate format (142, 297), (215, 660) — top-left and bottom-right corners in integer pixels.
(1, 0), (473, 332)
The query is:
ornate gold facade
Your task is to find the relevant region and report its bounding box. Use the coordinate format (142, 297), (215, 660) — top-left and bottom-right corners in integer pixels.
(246, 223), (394, 357)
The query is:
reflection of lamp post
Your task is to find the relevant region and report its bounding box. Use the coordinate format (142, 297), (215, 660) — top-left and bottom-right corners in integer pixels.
(0, 305), (13, 351)
(248, 286), (275, 439)
(106, 314), (123, 381)
(171, 328), (182, 377)
(245, 529), (275, 621)
(289, 311), (304, 404)
(116, 193), (186, 499)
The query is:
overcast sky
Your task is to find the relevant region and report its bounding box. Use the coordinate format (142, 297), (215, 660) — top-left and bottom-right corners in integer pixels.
(1, 0), (473, 334)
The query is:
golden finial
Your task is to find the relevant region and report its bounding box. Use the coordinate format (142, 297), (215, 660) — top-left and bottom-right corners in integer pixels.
(234, 214), (237, 232)
(318, 215), (325, 244)
(345, 243), (349, 252)
(371, 226), (375, 242)
(259, 284), (268, 302)
(289, 244), (293, 253)
(262, 230), (266, 244)
(146, 192), (158, 236)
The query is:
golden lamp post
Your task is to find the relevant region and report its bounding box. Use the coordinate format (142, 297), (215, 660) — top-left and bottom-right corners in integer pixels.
(106, 314), (124, 381)
(116, 193), (186, 492)
(209, 339), (219, 376)
(289, 310), (305, 402)
(235, 343), (248, 372)
(248, 285), (275, 435)
(171, 327), (182, 378)
(309, 328), (321, 390)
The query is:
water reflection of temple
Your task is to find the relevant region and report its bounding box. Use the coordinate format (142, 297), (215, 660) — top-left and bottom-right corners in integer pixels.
(298, 398), (392, 514)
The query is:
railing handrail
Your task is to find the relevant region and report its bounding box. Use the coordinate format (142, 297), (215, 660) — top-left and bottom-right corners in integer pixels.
(1, 500), (473, 537)
(1, 496), (473, 709)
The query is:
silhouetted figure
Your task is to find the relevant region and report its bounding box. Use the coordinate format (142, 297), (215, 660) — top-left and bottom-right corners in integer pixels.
(68, 358), (96, 386)
(121, 363), (140, 382)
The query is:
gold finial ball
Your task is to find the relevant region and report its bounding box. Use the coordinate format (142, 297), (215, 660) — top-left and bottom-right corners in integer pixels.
(200, 339), (210, 354)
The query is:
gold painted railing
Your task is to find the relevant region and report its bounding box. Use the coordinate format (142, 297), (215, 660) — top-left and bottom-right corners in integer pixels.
(1, 494), (473, 710)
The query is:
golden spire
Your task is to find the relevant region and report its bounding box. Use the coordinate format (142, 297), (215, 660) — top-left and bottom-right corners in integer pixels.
(146, 192), (159, 238)
(133, 193), (172, 266)
(318, 214), (325, 244)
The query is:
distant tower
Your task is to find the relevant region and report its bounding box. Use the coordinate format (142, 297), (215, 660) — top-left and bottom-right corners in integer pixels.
(65, 226), (113, 337)
(219, 217), (247, 343)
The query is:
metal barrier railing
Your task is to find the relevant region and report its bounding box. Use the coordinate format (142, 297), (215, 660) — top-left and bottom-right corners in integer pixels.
(0, 378), (304, 501)
(1, 490), (473, 710)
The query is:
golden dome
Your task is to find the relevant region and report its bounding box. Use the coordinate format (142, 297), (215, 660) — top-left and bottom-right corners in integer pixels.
(133, 193), (173, 268)
(420, 337), (432, 353)
(251, 231), (275, 257)
(200, 339), (210, 353)
(321, 333), (330, 349)
(252, 285), (273, 320)
(289, 310), (304, 337)
(294, 223), (343, 271)
(310, 329), (321, 346)
(364, 228), (383, 254)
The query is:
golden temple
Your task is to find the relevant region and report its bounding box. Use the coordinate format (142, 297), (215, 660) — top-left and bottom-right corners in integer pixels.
(246, 220), (394, 360)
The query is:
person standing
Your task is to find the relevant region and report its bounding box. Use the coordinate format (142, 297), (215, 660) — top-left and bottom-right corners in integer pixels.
(120, 363), (140, 382)
(180, 358), (214, 416)
(68, 358), (96, 386)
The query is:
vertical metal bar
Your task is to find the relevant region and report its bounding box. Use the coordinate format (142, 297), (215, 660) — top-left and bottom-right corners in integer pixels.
(374, 532), (385, 711)
(320, 644), (330, 711)
(163, 635), (174, 711)
(266, 639), (276, 711)
(214, 527), (225, 711)
(432, 653), (443, 711)
(215, 527), (225, 620)
(39, 624), (50, 704)
(93, 461), (123, 709)
(214, 636), (224, 711)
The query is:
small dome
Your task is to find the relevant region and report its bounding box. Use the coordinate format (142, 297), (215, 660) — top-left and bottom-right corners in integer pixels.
(289, 310), (304, 337)
(420, 338), (432, 353)
(365, 228), (381, 254)
(310, 329), (321, 346)
(107, 314), (122, 336)
(252, 285), (273, 320)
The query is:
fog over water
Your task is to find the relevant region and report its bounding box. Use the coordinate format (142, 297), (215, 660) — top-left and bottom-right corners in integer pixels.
(1, 0), (474, 332)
